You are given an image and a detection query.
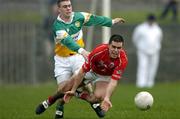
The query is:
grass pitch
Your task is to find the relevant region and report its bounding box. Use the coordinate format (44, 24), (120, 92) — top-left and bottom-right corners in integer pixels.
(0, 81), (180, 119)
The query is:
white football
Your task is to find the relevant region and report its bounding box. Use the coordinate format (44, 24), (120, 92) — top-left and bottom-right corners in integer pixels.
(134, 91), (154, 110)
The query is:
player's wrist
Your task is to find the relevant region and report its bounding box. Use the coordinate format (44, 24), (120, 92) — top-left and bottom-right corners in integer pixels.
(104, 96), (110, 101)
(78, 48), (85, 54)
(112, 19), (115, 25)
(112, 18), (118, 24)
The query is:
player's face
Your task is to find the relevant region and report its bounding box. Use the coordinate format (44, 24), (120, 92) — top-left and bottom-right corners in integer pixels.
(109, 41), (123, 59)
(58, 1), (72, 18)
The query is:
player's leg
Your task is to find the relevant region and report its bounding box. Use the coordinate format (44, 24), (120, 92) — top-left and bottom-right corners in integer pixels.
(147, 53), (159, 88)
(88, 81), (109, 118)
(171, 2), (178, 21)
(55, 77), (74, 119)
(74, 82), (105, 118)
(35, 92), (64, 115)
(160, 3), (170, 19)
(81, 73), (110, 118)
(94, 81), (109, 100)
(35, 55), (73, 116)
(35, 74), (73, 116)
(136, 51), (149, 88)
(55, 54), (85, 119)
(76, 81), (108, 102)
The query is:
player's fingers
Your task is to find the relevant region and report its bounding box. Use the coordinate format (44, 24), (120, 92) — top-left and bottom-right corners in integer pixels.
(100, 103), (107, 111)
(65, 91), (75, 96)
(108, 102), (112, 107)
(101, 104), (109, 112)
(102, 106), (108, 112)
(120, 18), (125, 23)
(105, 100), (112, 107)
(101, 101), (111, 112)
(63, 94), (72, 103)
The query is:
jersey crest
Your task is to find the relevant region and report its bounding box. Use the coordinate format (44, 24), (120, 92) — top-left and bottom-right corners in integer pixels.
(75, 21), (80, 27)
(108, 62), (115, 69)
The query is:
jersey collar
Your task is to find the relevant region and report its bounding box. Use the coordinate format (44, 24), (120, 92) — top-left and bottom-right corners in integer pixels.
(57, 12), (74, 24)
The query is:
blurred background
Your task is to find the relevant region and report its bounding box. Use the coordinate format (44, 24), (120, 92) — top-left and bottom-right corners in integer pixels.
(0, 0), (179, 84)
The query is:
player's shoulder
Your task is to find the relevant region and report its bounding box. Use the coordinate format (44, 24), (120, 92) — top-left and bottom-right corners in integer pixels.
(92, 44), (108, 53)
(76, 12), (92, 18)
(53, 18), (63, 27)
(78, 12), (91, 15)
(52, 18), (66, 31)
(95, 44), (108, 50)
(90, 44), (108, 58)
(120, 49), (128, 62)
(72, 12), (88, 21)
(120, 49), (127, 55)
(119, 49), (128, 59)
(73, 12), (82, 16)
(73, 12), (86, 17)
(136, 23), (145, 28)
(134, 23), (146, 32)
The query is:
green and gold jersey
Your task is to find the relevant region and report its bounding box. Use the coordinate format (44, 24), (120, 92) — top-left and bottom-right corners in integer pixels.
(53, 12), (112, 57)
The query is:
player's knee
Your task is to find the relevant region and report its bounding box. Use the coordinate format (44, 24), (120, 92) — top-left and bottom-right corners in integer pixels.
(57, 86), (64, 93)
(58, 81), (73, 93)
(94, 93), (103, 101)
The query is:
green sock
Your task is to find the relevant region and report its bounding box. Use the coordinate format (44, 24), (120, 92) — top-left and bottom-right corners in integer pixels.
(56, 102), (64, 111)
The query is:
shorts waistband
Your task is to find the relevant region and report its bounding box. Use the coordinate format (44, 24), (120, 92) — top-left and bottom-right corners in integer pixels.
(57, 52), (77, 57)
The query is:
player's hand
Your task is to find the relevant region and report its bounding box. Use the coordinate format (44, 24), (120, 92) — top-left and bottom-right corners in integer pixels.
(112, 18), (125, 24)
(64, 91), (75, 103)
(101, 98), (112, 112)
(81, 50), (90, 61)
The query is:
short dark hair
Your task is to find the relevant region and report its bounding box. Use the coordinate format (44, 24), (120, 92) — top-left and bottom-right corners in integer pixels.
(57, 0), (70, 6)
(147, 13), (156, 21)
(109, 34), (124, 44)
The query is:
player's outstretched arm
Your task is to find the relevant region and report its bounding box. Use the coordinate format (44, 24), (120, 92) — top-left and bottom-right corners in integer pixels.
(64, 68), (85, 103)
(101, 79), (118, 111)
(55, 30), (89, 60)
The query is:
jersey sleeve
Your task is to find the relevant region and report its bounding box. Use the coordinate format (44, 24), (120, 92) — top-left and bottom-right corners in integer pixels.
(112, 50), (128, 80)
(55, 30), (81, 52)
(80, 12), (112, 27)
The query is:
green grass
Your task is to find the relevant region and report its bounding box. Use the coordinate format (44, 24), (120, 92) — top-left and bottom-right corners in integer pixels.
(0, 82), (180, 119)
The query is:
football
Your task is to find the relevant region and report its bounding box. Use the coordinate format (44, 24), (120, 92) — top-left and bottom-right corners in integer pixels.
(134, 91), (154, 110)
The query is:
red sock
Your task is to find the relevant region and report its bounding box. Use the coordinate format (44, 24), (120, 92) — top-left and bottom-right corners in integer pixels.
(47, 96), (55, 105)
(80, 92), (89, 100)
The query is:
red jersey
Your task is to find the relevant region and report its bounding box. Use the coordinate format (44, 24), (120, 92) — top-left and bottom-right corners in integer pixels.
(82, 44), (128, 80)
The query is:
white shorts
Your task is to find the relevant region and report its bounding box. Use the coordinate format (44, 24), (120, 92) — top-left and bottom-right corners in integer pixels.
(84, 70), (111, 84)
(54, 54), (85, 84)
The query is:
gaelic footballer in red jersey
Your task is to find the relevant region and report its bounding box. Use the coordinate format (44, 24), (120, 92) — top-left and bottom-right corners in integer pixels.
(83, 43), (127, 80)
(65, 34), (128, 112)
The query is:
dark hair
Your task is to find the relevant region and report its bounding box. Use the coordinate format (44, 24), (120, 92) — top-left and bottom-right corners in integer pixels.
(57, 0), (70, 6)
(109, 34), (124, 44)
(147, 13), (156, 21)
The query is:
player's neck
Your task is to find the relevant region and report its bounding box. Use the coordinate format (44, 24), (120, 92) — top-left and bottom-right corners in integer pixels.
(60, 15), (71, 22)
